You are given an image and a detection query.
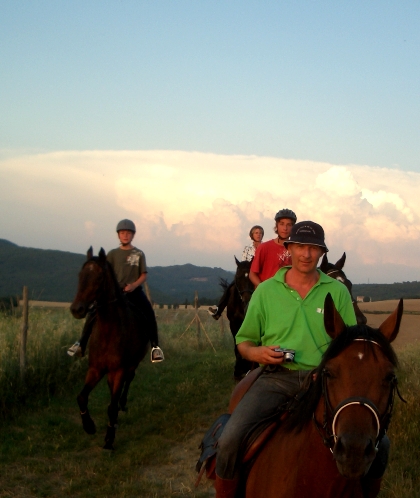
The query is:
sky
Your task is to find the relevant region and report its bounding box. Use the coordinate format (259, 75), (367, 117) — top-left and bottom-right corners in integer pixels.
(1, 1), (420, 284)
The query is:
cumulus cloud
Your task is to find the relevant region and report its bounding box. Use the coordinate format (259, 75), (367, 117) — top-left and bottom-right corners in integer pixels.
(1, 149), (419, 283)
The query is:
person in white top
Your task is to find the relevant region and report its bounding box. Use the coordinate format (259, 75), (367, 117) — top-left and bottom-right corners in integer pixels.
(241, 225), (264, 262)
(208, 225), (264, 320)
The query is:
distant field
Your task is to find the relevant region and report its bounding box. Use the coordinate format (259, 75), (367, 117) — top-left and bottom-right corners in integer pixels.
(361, 298), (420, 313)
(360, 299), (420, 351)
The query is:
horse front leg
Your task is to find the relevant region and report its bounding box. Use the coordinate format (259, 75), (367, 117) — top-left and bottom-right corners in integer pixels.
(77, 367), (103, 435)
(119, 369), (135, 412)
(104, 369), (125, 450)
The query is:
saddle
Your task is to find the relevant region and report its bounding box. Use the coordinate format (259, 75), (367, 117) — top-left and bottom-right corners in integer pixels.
(195, 367), (298, 486)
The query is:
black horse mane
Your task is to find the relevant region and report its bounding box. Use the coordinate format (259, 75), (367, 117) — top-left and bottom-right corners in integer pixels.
(220, 277), (231, 291)
(283, 324), (399, 433)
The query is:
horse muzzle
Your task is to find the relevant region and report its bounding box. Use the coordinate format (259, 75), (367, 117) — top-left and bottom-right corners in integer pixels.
(70, 301), (88, 319)
(333, 433), (377, 479)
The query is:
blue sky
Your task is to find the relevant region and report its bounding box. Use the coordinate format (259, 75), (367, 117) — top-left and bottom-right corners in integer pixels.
(2, 1), (419, 168)
(1, 1), (420, 283)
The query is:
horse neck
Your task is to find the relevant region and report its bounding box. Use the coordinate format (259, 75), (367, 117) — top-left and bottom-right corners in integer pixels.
(97, 266), (122, 313)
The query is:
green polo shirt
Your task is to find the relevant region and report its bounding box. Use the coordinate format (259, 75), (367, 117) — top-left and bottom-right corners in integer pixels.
(235, 267), (357, 370)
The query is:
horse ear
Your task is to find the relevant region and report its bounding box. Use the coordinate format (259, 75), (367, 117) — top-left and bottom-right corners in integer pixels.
(98, 247), (107, 261)
(319, 254), (329, 273)
(87, 247), (93, 260)
(335, 252), (346, 270)
(234, 256), (240, 266)
(323, 293), (346, 339)
(378, 299), (403, 343)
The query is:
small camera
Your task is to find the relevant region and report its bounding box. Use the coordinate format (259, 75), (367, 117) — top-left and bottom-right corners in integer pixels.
(274, 347), (296, 363)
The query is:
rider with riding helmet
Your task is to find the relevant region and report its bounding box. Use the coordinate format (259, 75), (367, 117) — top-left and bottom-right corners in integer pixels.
(68, 219), (164, 363)
(249, 208), (296, 287)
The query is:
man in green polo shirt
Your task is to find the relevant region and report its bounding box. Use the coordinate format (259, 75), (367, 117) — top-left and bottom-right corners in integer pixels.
(214, 221), (357, 498)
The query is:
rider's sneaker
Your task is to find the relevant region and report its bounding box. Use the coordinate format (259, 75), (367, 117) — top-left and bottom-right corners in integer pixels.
(208, 306), (220, 320)
(151, 346), (165, 363)
(67, 342), (83, 357)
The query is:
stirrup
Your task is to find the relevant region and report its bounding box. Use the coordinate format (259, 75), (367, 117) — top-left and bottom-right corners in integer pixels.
(151, 346), (164, 363)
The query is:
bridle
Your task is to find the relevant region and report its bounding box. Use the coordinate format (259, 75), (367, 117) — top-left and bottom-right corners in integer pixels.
(326, 268), (357, 305)
(313, 338), (406, 454)
(234, 271), (254, 307)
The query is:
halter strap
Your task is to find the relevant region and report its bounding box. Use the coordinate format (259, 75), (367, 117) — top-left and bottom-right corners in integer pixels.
(331, 398), (381, 442)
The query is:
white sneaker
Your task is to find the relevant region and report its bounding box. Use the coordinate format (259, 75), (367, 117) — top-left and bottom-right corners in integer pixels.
(208, 306), (218, 316)
(151, 346), (164, 363)
(67, 342), (82, 357)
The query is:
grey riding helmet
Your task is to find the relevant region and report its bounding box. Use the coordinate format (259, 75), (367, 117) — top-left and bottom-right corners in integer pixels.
(274, 209), (297, 223)
(116, 219), (136, 233)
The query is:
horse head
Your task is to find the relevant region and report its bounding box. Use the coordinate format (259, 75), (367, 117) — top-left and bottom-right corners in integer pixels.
(320, 253), (367, 326)
(234, 256), (254, 309)
(321, 294), (403, 479)
(70, 247), (112, 319)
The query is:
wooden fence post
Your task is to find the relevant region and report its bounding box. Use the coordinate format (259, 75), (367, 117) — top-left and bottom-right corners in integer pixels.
(20, 286), (29, 383)
(194, 290), (201, 346)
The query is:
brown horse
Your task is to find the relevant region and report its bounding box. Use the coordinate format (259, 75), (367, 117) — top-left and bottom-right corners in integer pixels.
(70, 248), (149, 449)
(320, 252), (367, 326)
(244, 295), (403, 498)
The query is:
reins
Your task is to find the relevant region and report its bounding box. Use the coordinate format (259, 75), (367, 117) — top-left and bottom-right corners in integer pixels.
(313, 338), (406, 454)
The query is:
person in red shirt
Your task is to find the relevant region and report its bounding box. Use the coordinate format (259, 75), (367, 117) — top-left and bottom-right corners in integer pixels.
(249, 209), (297, 287)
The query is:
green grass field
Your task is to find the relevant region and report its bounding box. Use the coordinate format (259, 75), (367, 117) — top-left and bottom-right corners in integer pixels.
(0, 308), (419, 497)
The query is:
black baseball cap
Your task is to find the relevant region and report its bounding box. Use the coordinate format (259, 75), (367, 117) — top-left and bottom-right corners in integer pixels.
(283, 221), (328, 252)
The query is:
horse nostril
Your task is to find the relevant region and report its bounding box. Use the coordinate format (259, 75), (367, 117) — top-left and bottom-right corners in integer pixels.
(71, 303), (85, 317)
(364, 439), (376, 457)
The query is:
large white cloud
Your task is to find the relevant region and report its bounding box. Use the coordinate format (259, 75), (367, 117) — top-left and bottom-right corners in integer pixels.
(1, 149), (419, 283)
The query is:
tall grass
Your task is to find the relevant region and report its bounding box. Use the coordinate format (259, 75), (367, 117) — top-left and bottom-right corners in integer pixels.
(0, 308), (234, 497)
(0, 307), (86, 418)
(381, 342), (420, 498)
(0, 307), (231, 419)
(0, 308), (419, 496)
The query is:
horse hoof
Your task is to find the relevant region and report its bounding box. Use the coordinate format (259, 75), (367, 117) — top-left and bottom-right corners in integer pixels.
(119, 405), (128, 413)
(83, 420), (96, 435)
(103, 442), (114, 450)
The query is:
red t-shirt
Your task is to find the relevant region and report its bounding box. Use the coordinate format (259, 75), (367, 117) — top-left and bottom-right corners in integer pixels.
(250, 239), (291, 282)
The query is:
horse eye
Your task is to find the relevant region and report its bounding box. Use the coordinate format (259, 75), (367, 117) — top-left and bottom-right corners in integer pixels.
(323, 368), (332, 378)
(384, 373), (395, 384)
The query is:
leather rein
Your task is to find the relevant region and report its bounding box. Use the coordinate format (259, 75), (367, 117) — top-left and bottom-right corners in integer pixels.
(313, 338), (406, 453)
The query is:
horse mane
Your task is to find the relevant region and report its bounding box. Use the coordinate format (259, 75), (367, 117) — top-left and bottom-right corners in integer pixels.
(283, 324), (399, 433)
(220, 277), (232, 291)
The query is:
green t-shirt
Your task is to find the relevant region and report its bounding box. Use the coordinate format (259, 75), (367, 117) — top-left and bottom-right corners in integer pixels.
(235, 267), (357, 370)
(107, 247), (147, 288)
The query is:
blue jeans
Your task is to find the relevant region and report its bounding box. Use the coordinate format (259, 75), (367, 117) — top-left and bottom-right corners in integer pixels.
(216, 368), (310, 479)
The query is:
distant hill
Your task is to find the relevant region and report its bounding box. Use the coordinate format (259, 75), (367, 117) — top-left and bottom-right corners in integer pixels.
(1, 239), (419, 304)
(0, 239), (233, 303)
(352, 282), (420, 302)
